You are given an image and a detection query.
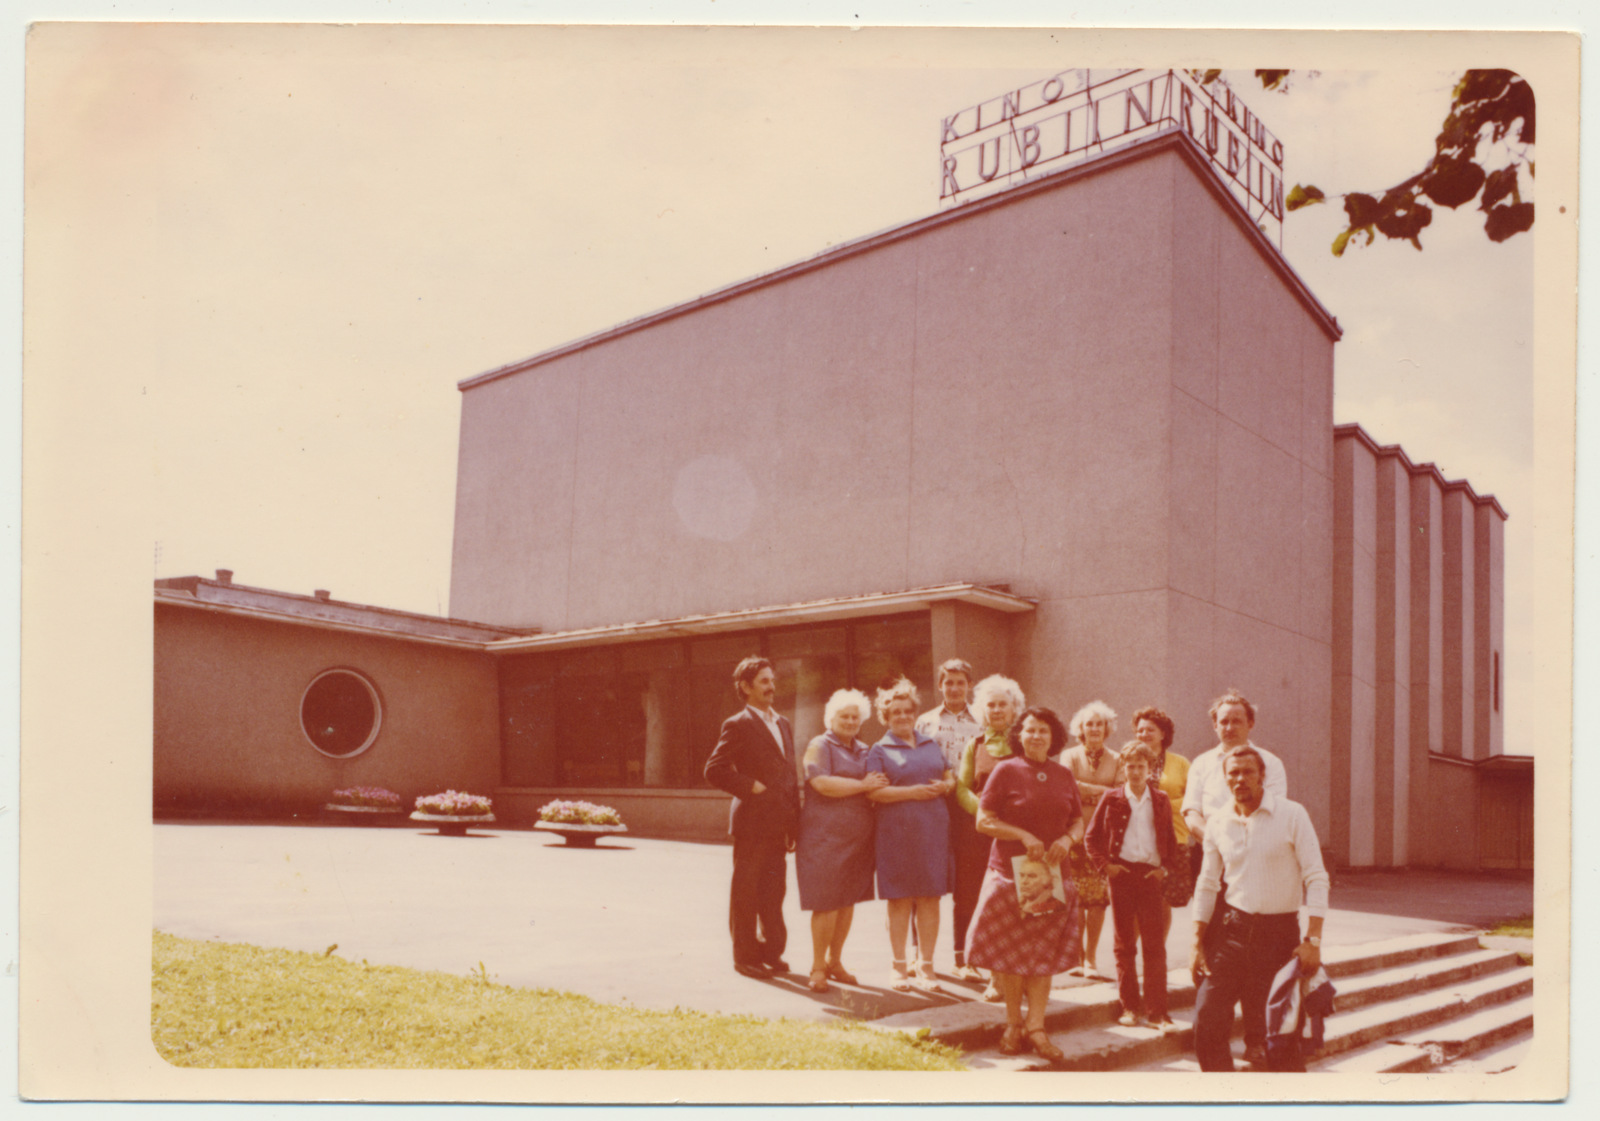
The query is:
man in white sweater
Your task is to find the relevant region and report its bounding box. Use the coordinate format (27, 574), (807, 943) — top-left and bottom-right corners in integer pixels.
(1190, 744), (1329, 1071)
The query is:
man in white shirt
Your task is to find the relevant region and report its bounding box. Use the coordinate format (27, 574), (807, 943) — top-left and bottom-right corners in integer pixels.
(915, 658), (981, 772)
(1190, 745), (1329, 1072)
(1181, 690), (1294, 1058)
(1181, 690), (1288, 844)
(913, 658), (981, 971)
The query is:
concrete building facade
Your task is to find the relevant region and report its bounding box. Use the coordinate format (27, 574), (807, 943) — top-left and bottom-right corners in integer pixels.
(1332, 424), (1525, 870)
(154, 573), (523, 816)
(153, 125), (1527, 867)
(449, 132), (1341, 839)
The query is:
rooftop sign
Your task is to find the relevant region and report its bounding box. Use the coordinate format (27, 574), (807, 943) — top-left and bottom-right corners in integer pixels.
(939, 69), (1286, 246)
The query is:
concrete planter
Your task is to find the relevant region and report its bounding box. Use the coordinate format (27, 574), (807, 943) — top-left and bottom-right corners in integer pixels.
(534, 821), (628, 848)
(324, 803), (404, 821)
(410, 811), (496, 836)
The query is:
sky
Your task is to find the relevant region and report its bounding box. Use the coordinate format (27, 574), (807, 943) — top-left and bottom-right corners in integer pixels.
(23, 24), (1552, 746)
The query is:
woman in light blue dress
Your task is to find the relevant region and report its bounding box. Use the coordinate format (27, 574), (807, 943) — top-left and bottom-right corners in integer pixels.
(866, 679), (954, 992)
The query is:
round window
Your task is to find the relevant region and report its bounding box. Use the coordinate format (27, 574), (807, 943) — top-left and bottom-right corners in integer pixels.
(300, 669), (382, 758)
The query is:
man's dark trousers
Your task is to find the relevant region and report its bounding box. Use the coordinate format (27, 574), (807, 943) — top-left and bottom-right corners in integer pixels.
(1108, 859), (1168, 1019)
(704, 707), (799, 970)
(730, 814), (788, 966)
(1194, 904), (1304, 1071)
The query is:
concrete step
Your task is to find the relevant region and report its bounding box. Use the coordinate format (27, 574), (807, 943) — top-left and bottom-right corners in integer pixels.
(909, 930), (1487, 1053)
(1309, 964), (1533, 1060)
(1431, 1030), (1534, 1074)
(1328, 948), (1523, 1014)
(1315, 993), (1535, 1074)
(1109, 964), (1533, 1073)
(1318, 931), (1487, 978)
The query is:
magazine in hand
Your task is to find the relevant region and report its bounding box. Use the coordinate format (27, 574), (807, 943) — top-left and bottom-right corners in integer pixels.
(1011, 854), (1067, 916)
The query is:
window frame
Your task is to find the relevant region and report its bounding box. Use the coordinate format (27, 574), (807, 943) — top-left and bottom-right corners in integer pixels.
(299, 667), (384, 759)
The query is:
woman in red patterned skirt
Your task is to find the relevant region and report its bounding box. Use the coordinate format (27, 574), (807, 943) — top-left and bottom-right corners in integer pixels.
(965, 705), (1084, 1063)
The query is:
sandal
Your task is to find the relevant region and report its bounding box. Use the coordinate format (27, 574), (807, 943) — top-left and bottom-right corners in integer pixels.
(825, 962), (858, 985)
(999, 1023), (1026, 1056)
(1027, 1029), (1065, 1064)
(807, 969), (831, 993)
(914, 962), (946, 993)
(982, 980), (1002, 1002)
(890, 958), (913, 993)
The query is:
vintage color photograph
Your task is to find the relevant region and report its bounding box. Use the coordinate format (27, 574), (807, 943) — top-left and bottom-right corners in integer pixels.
(18, 19), (1576, 1106)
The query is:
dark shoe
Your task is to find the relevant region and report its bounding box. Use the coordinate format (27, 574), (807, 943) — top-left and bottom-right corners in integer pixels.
(999, 1024), (1026, 1055)
(734, 962), (772, 979)
(825, 962), (859, 985)
(765, 958), (792, 974)
(1243, 1043), (1268, 1067)
(1028, 1029), (1066, 1064)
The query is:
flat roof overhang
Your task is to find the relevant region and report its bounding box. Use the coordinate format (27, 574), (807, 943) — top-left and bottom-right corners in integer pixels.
(155, 589), (499, 652)
(485, 583), (1036, 655)
(1477, 754), (1535, 774)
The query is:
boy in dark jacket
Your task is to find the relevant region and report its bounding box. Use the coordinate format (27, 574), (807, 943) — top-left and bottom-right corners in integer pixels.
(1085, 740), (1180, 1030)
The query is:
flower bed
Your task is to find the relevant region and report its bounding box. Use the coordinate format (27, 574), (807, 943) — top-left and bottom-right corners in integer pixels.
(537, 799), (623, 827)
(414, 790), (494, 817)
(329, 786), (403, 809)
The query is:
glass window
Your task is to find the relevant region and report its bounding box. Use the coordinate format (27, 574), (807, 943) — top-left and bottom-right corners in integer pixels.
(770, 626), (848, 768)
(853, 615), (934, 742)
(500, 656), (559, 786)
(495, 613), (936, 788)
(300, 669), (382, 758)
(501, 643), (703, 789)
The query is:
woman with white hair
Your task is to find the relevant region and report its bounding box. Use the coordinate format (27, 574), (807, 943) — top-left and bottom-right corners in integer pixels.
(796, 688), (889, 993)
(950, 674), (1026, 995)
(1062, 699), (1124, 978)
(866, 678), (955, 992)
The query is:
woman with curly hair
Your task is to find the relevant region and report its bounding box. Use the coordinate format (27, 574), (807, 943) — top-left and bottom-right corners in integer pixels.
(950, 673), (1025, 998)
(965, 705), (1083, 1063)
(1062, 699), (1123, 978)
(796, 688), (889, 993)
(866, 678), (955, 993)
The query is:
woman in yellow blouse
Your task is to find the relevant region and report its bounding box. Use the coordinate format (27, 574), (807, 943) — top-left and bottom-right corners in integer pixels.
(1131, 706), (1189, 937)
(951, 674), (1025, 997)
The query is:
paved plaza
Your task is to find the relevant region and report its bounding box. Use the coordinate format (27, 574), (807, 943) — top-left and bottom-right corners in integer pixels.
(153, 819), (1533, 1030)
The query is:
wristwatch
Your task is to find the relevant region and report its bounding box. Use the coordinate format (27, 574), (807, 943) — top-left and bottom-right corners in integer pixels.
(1305, 936), (1321, 947)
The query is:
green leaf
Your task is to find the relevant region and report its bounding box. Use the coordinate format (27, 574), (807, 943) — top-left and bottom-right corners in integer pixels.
(1332, 229), (1352, 257)
(1286, 184), (1326, 211)
(1343, 192), (1382, 227)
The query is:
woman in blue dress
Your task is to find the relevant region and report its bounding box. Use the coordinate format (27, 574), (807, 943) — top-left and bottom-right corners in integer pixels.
(866, 679), (955, 992)
(796, 688), (889, 993)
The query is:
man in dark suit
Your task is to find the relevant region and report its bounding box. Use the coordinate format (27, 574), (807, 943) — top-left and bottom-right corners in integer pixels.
(704, 656), (800, 978)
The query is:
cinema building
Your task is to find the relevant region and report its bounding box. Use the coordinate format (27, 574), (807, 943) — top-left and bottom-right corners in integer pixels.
(154, 71), (1531, 870)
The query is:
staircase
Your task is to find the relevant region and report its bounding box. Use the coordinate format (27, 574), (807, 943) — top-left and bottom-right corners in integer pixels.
(950, 931), (1532, 1073)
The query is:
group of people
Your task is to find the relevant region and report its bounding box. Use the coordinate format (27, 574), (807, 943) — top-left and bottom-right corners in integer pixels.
(703, 655), (1329, 1071)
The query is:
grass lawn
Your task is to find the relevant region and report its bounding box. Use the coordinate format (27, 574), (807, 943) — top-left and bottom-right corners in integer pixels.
(152, 932), (968, 1070)
(1486, 913), (1533, 938)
